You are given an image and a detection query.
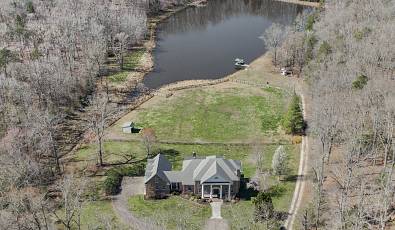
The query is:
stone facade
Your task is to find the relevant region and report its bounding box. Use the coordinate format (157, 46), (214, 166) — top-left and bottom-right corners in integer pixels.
(145, 175), (170, 199)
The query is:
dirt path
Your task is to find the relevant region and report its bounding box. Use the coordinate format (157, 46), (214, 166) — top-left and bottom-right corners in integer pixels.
(112, 177), (163, 230)
(284, 92), (310, 230)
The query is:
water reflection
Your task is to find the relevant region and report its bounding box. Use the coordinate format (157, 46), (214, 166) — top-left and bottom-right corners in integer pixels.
(143, 0), (308, 88)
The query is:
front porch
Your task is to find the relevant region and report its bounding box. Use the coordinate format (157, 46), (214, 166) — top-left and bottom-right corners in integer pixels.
(201, 183), (232, 200)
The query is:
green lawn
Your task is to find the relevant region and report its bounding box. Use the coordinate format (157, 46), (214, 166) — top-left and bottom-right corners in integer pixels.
(135, 87), (288, 142)
(223, 144), (300, 229)
(128, 195), (210, 230)
(74, 141), (147, 164)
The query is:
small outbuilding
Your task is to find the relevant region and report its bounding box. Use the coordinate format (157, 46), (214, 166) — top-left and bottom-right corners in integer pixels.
(122, 122), (135, 133)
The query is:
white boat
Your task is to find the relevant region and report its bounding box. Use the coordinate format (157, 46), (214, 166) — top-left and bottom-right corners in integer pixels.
(234, 58), (249, 69)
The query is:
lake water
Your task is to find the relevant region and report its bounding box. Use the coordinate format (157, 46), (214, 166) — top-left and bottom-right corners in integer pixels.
(143, 0), (308, 88)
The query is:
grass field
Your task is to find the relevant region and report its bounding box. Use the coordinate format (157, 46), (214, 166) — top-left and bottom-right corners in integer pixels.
(128, 195), (211, 230)
(109, 86), (290, 143)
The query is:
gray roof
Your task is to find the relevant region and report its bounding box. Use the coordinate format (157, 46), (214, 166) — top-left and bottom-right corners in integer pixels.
(193, 156), (240, 183)
(144, 154), (172, 183)
(122, 122), (134, 128)
(145, 154), (241, 185)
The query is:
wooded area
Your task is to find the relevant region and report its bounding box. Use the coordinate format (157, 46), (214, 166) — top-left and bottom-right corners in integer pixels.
(0, 0), (189, 228)
(262, 0), (394, 228)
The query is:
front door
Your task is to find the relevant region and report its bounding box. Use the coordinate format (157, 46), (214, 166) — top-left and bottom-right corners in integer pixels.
(213, 188), (220, 198)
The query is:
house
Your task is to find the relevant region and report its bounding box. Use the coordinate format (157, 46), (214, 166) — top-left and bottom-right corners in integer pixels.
(121, 122), (135, 133)
(144, 154), (242, 200)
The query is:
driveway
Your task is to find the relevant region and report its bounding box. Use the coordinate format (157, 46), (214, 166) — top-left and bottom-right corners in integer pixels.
(112, 176), (163, 230)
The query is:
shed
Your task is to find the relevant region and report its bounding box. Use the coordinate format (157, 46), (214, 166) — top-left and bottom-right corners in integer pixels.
(122, 122), (135, 133)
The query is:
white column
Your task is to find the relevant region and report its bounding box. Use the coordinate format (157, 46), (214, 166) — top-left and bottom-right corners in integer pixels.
(210, 185), (213, 199)
(220, 185), (223, 199)
(201, 184), (204, 198)
(228, 184), (231, 200)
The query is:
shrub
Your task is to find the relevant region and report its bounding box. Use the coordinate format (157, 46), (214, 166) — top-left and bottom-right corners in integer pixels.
(318, 41), (331, 57)
(352, 74), (368, 90)
(292, 135), (303, 144)
(253, 191), (274, 221)
(103, 171), (122, 195)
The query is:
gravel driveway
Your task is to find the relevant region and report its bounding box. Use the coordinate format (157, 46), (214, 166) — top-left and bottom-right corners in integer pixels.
(112, 177), (163, 230)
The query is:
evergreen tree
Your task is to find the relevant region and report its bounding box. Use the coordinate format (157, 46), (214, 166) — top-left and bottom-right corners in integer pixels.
(284, 93), (305, 135)
(253, 191), (276, 228)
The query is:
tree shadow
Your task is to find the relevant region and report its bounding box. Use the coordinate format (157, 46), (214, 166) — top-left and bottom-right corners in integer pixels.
(282, 175), (298, 182)
(238, 178), (259, 200)
(154, 148), (181, 166)
(131, 127), (141, 133)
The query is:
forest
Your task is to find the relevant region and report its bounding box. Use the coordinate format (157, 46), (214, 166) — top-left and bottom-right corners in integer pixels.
(269, 0), (395, 228)
(0, 0), (188, 228)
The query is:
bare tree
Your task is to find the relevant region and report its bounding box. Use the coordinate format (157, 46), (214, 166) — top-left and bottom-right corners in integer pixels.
(141, 128), (157, 158)
(262, 23), (286, 66)
(52, 174), (86, 230)
(87, 94), (114, 166)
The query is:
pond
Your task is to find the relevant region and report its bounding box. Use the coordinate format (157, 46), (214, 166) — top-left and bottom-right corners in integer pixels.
(143, 0), (309, 89)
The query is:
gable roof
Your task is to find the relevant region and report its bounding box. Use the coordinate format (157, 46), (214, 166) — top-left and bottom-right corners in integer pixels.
(144, 154), (242, 185)
(193, 156), (240, 183)
(144, 154), (172, 183)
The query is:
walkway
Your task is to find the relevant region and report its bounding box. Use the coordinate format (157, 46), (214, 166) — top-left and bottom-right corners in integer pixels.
(203, 201), (230, 230)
